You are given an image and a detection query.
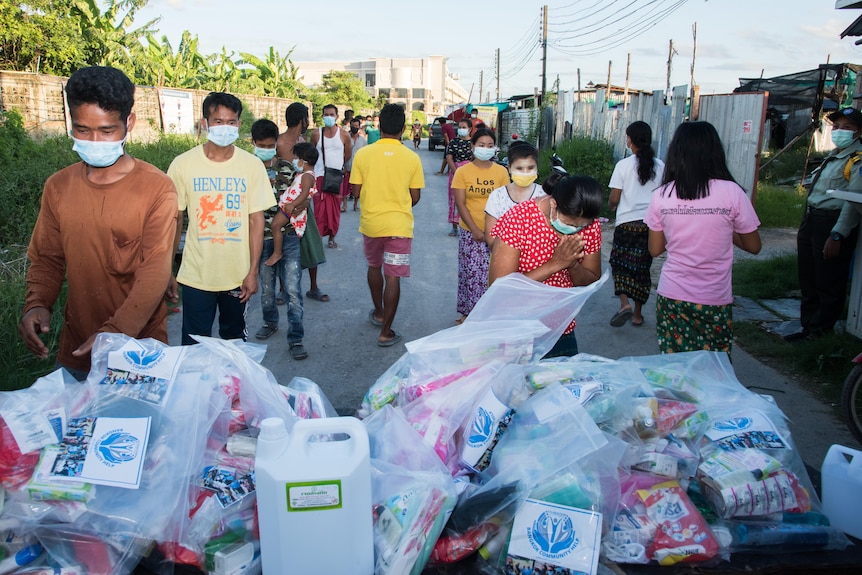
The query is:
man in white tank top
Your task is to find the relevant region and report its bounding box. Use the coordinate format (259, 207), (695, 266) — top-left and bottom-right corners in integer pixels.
(310, 104), (353, 249)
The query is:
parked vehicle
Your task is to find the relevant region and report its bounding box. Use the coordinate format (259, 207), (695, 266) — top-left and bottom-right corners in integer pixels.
(428, 117), (449, 151)
(842, 351), (862, 443)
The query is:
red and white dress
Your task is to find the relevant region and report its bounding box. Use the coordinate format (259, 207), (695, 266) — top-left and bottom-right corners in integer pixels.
(491, 199), (602, 332)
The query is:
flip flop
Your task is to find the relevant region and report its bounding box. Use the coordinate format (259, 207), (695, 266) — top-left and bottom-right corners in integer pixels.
(609, 308), (633, 327)
(368, 310), (383, 327)
(632, 318), (644, 327)
(328, 240), (338, 249)
(306, 288), (330, 302)
(377, 331), (402, 347)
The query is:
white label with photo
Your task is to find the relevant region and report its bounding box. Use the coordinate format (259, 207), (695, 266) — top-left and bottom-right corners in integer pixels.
(705, 410), (789, 450)
(102, 341), (186, 406)
(0, 407), (65, 454)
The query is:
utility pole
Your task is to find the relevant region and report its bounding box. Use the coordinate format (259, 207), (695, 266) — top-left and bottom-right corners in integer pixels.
(542, 5), (549, 102)
(624, 53), (631, 110)
(479, 71), (484, 104)
(495, 48), (501, 101)
(666, 39), (676, 103)
(690, 23), (699, 120)
(690, 23), (697, 94)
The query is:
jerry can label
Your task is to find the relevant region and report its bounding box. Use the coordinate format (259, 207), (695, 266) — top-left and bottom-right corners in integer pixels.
(286, 480), (342, 511)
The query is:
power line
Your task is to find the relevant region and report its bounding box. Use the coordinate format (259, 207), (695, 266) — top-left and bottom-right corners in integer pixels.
(548, 0), (689, 55)
(550, 0), (681, 40)
(500, 14), (542, 59)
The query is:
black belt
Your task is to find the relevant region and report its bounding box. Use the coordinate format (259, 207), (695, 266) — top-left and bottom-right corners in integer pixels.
(806, 206), (842, 218)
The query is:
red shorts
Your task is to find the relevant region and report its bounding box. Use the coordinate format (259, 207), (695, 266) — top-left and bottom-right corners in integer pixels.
(363, 236), (412, 277)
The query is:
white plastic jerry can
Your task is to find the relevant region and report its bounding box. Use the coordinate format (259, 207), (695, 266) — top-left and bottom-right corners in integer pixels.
(821, 443), (862, 540)
(255, 416), (374, 575)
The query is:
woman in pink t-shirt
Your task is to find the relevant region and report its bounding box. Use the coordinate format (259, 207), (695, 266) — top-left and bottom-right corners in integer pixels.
(490, 175), (603, 358)
(644, 121), (762, 358)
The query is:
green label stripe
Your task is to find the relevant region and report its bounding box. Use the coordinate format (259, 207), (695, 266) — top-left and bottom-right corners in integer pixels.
(285, 480), (342, 512)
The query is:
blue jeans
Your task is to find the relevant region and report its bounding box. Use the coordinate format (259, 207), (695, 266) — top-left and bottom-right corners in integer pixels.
(181, 284), (247, 345)
(259, 232), (304, 344)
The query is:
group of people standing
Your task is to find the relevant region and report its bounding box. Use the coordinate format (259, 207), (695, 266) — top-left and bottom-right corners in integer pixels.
(18, 65), (423, 378)
(19, 63), (857, 378)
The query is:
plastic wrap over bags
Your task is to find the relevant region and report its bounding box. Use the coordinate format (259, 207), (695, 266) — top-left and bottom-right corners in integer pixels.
(465, 270), (609, 360)
(364, 405), (457, 575)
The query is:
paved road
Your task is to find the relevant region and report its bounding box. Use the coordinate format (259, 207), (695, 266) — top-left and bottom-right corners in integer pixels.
(168, 140), (860, 469)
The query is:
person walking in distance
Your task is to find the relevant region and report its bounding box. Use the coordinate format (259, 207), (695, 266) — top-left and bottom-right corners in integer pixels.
(311, 104), (352, 249)
(608, 121), (665, 328)
(350, 104), (425, 347)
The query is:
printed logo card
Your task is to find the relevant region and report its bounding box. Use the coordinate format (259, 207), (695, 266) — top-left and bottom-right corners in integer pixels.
(507, 498), (602, 575)
(705, 410), (789, 451)
(50, 416), (151, 489)
(101, 340), (186, 406)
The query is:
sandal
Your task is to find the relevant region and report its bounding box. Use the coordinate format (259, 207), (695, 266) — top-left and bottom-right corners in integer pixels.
(610, 308), (633, 327)
(328, 240), (338, 249)
(368, 310), (383, 327)
(306, 288), (330, 302)
(377, 331), (402, 347)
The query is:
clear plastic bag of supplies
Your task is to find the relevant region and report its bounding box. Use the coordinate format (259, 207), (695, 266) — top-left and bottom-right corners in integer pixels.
(282, 376), (338, 419)
(32, 523), (150, 575)
(465, 270), (608, 360)
(399, 361), (508, 471)
(364, 405), (458, 575)
(0, 370), (83, 489)
(358, 353), (411, 417)
(406, 320), (548, 367)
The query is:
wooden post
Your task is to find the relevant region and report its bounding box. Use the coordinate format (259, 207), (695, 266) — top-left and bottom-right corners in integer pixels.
(479, 70), (484, 103)
(624, 53), (631, 110)
(690, 23), (697, 115)
(496, 48), (501, 102)
(606, 60), (612, 104)
(666, 39), (675, 104)
(541, 5), (548, 101)
(577, 68), (581, 101)
(690, 85), (701, 121)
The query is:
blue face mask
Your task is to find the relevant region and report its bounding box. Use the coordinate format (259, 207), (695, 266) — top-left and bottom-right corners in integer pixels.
(207, 124), (239, 147)
(832, 129), (856, 150)
(292, 158), (303, 171)
(551, 207), (585, 235)
(254, 146), (277, 161)
(72, 137), (126, 168)
(323, 116), (337, 128)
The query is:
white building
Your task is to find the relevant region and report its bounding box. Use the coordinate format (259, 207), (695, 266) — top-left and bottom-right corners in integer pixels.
(294, 56), (469, 117)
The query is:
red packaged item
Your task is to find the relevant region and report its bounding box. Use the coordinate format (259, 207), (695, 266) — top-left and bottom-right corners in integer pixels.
(638, 480), (720, 566)
(429, 522), (498, 564)
(0, 416), (41, 488)
(656, 400), (699, 434)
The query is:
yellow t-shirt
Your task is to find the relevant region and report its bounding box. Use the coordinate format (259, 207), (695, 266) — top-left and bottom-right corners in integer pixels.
(169, 145), (275, 291)
(451, 161), (510, 232)
(351, 139), (425, 238)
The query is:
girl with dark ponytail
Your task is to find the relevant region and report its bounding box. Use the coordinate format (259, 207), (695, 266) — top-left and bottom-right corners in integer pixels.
(608, 121), (665, 328)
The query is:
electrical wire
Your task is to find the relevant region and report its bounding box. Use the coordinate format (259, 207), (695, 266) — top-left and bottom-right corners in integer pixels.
(549, 0), (679, 40)
(500, 14), (542, 59)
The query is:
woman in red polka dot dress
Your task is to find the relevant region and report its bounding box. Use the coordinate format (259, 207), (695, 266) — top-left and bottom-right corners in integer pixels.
(489, 175), (604, 357)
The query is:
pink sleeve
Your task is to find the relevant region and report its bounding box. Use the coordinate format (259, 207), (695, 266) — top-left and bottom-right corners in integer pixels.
(733, 187), (761, 234)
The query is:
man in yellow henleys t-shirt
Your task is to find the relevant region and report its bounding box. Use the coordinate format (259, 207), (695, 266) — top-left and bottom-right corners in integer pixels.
(350, 104), (425, 347)
(166, 92), (275, 345)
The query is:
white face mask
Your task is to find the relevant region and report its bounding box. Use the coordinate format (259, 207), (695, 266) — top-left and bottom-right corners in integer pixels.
(473, 146), (497, 161)
(457, 127), (469, 137)
(207, 124), (239, 147)
(72, 137), (126, 167)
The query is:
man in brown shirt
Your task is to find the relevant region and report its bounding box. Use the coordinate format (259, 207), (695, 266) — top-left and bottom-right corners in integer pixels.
(18, 66), (178, 380)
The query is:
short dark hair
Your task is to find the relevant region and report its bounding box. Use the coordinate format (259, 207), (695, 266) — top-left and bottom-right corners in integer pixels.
(293, 142), (319, 166)
(552, 175), (603, 219)
(251, 119), (279, 142)
(458, 118), (473, 129)
(507, 141), (538, 164)
(350, 116), (362, 125)
(662, 121), (735, 200)
(379, 103), (405, 135)
(323, 104), (338, 115)
(471, 127), (496, 145)
(285, 102), (309, 127)
(202, 92), (242, 120)
(65, 66), (135, 123)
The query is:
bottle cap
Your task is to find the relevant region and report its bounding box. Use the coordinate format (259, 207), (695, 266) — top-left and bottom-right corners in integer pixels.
(259, 418), (287, 441)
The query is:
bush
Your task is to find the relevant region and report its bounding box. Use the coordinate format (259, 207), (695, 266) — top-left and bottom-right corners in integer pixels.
(539, 137), (616, 219)
(754, 184), (806, 228)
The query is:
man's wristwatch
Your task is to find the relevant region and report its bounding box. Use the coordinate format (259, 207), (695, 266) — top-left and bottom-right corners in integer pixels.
(831, 231), (844, 242)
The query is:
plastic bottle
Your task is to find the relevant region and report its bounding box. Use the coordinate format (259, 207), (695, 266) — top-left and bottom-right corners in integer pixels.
(0, 543), (42, 575)
(821, 443), (862, 539)
(733, 522), (831, 547)
(255, 416), (373, 575)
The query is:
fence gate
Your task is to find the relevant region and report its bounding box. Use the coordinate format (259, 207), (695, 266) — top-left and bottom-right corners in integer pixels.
(698, 92), (769, 199)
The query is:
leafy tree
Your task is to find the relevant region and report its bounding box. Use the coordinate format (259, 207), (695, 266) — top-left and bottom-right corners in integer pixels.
(237, 47), (302, 99)
(0, 1), (86, 74)
(71, 0), (159, 69)
(314, 70), (373, 113)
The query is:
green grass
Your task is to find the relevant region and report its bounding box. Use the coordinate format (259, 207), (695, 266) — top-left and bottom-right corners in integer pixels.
(755, 183), (806, 228)
(733, 254), (799, 301)
(759, 141), (824, 185)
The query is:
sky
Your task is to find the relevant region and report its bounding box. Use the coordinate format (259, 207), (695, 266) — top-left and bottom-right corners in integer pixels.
(135, 0), (862, 100)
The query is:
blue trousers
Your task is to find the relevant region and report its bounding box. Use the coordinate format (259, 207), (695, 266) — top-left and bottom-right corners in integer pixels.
(259, 231), (304, 344)
(180, 284), (247, 346)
